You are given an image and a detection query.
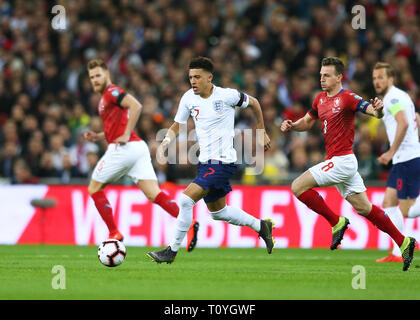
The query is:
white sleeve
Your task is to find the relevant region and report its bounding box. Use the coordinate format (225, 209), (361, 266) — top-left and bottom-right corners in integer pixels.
(174, 93), (190, 124)
(224, 88), (249, 108)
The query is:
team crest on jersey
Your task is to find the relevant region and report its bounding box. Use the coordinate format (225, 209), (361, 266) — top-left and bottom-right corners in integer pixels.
(111, 89), (120, 97)
(213, 100), (224, 114)
(332, 97), (341, 113)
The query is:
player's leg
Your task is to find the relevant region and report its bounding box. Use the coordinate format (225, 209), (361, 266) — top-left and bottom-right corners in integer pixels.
(169, 182), (206, 249)
(347, 191), (403, 240)
(400, 199), (417, 217)
(303, 155), (366, 250)
(136, 178), (200, 252)
(146, 183), (207, 263)
(89, 144), (131, 241)
(405, 198), (420, 218)
(88, 178), (122, 240)
(137, 180), (200, 252)
(206, 197), (274, 254)
(136, 179), (179, 217)
(129, 141), (181, 218)
(377, 187), (404, 261)
(346, 191), (416, 271)
(399, 158), (420, 218)
(131, 140), (200, 251)
(292, 169), (341, 227)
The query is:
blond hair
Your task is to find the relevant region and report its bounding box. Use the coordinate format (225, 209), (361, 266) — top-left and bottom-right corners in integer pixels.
(373, 62), (395, 78)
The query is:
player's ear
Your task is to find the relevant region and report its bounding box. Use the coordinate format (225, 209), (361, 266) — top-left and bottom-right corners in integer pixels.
(208, 72), (213, 83)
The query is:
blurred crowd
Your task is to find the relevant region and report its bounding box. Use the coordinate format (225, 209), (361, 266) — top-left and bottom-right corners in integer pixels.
(0, 0), (419, 186)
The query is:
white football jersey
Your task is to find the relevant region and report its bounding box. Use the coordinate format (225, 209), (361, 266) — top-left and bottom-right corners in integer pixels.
(174, 85), (249, 163)
(382, 85), (420, 164)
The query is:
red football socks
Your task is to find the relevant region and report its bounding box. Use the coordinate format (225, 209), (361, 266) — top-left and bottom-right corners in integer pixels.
(91, 191), (118, 234)
(154, 191), (179, 218)
(366, 204), (405, 247)
(298, 189), (340, 227)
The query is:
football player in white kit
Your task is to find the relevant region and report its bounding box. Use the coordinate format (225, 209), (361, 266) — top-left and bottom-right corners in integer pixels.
(147, 57), (273, 264)
(372, 62), (420, 262)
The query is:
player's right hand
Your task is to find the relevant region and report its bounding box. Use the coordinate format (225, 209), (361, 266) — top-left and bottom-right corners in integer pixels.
(83, 130), (98, 142)
(280, 120), (293, 132)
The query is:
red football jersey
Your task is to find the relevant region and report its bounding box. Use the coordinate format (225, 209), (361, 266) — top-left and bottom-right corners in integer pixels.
(98, 84), (141, 144)
(307, 89), (369, 159)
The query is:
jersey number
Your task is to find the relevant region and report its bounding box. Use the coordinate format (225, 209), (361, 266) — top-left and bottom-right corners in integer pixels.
(194, 108), (199, 121)
(323, 120), (327, 134)
(321, 161), (334, 172)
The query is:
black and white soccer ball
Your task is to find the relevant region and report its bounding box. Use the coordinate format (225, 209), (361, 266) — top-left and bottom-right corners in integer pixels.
(98, 239), (127, 267)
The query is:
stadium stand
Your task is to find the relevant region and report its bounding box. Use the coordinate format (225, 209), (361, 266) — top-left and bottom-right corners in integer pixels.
(0, 0), (419, 186)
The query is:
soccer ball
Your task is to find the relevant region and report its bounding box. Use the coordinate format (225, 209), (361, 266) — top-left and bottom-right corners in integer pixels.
(98, 239), (127, 267)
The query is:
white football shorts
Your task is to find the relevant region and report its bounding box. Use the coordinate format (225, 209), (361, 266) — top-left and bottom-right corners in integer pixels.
(92, 140), (157, 184)
(309, 153), (366, 198)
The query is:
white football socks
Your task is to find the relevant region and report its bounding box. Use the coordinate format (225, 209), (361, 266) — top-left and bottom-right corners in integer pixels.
(169, 193), (195, 252)
(210, 206), (260, 232)
(384, 206), (404, 257)
(408, 196), (420, 218)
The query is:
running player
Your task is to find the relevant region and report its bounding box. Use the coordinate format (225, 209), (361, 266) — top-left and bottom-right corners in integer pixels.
(85, 58), (199, 251)
(372, 62), (420, 262)
(146, 56), (273, 264)
(281, 57), (416, 271)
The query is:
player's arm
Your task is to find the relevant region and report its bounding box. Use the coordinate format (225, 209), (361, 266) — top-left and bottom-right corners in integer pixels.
(156, 121), (180, 164)
(247, 95), (271, 151)
(162, 121), (180, 145)
(378, 109), (408, 165)
(281, 113), (316, 132)
(115, 94), (143, 145)
(84, 131), (105, 142)
(363, 97), (384, 119)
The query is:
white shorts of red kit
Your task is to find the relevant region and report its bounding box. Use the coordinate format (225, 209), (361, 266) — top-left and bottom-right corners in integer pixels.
(309, 153), (366, 198)
(92, 140), (157, 184)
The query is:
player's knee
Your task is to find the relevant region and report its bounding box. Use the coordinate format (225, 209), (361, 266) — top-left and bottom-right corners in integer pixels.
(179, 193), (195, 211)
(291, 179), (304, 197)
(354, 203), (371, 217)
(210, 206), (227, 221)
(382, 197), (398, 208)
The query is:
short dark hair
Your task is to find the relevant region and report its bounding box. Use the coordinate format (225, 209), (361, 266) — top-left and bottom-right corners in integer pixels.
(87, 58), (108, 71)
(321, 57), (345, 76)
(189, 56), (214, 73)
(373, 62), (395, 78)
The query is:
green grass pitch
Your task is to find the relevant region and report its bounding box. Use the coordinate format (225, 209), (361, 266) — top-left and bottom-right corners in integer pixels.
(1, 244), (419, 300)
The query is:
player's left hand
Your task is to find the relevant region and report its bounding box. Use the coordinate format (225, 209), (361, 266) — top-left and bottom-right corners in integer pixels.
(370, 97), (383, 111)
(377, 151), (393, 165)
(114, 134), (130, 146)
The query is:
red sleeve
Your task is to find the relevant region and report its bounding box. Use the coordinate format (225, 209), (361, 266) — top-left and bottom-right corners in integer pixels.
(344, 90), (362, 112)
(105, 86), (127, 107)
(307, 93), (320, 119)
